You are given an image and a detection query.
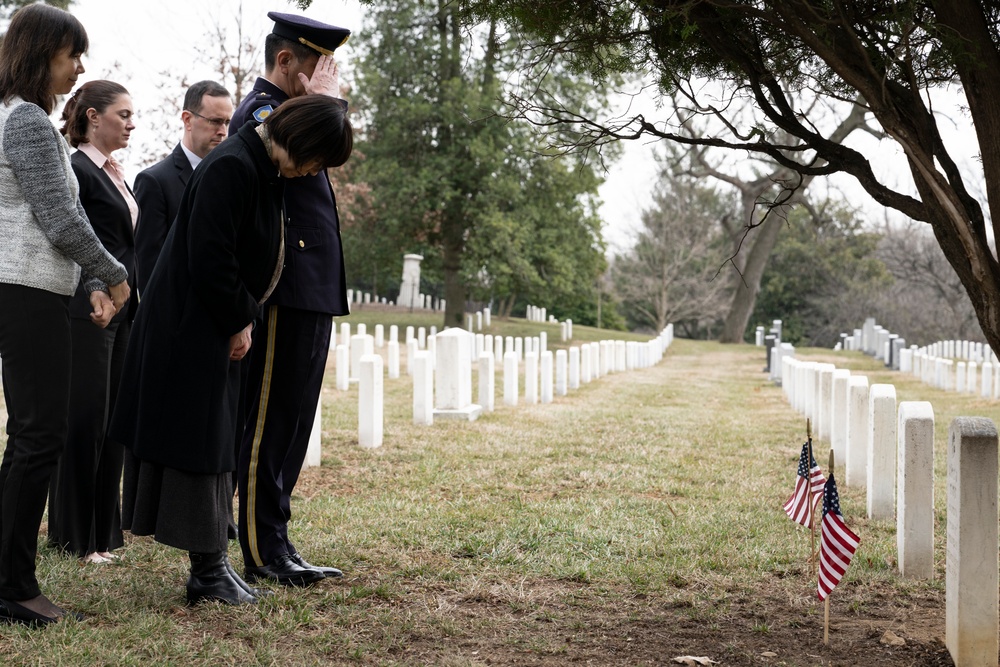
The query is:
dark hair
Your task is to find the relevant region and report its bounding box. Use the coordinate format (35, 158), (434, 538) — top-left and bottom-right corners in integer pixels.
(60, 80), (129, 148)
(264, 33), (316, 71)
(183, 80), (231, 114)
(0, 4), (88, 114)
(266, 95), (353, 170)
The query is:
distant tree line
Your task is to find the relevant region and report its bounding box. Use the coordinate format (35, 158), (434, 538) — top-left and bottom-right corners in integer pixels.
(609, 148), (983, 347)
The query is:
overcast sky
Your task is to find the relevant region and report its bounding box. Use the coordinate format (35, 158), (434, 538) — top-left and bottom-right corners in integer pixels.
(65, 0), (658, 253)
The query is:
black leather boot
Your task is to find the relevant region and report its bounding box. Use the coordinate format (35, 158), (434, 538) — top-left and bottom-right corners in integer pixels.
(186, 552), (258, 605)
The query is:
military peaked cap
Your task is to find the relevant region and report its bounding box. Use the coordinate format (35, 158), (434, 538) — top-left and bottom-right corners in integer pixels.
(267, 11), (350, 56)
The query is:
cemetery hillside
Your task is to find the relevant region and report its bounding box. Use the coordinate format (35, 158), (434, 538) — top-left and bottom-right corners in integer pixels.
(3, 309), (998, 664)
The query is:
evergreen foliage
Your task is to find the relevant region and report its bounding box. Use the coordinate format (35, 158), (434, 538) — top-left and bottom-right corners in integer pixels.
(751, 205), (892, 347)
(351, 0), (615, 327)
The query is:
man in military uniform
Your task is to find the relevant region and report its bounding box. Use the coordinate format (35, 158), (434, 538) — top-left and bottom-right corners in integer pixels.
(232, 12), (351, 587)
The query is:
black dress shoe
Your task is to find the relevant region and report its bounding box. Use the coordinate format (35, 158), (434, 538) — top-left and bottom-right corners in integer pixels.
(0, 598), (83, 627)
(186, 552), (258, 605)
(289, 552), (343, 578)
(244, 553), (325, 587)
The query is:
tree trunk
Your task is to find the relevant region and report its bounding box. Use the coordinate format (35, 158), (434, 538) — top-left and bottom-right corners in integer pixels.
(501, 294), (515, 318)
(434, 0), (474, 330)
(719, 211), (785, 343)
(442, 233), (465, 329)
(713, 138), (863, 343)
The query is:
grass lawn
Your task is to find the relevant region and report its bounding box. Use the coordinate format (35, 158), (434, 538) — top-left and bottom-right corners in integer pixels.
(0, 317), (983, 665)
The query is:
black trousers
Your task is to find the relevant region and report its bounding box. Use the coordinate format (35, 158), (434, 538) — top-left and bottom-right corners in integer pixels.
(0, 284), (72, 600)
(47, 318), (129, 557)
(238, 305), (331, 567)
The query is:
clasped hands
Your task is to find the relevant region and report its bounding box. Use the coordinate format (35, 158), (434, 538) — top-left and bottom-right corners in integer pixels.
(89, 281), (131, 328)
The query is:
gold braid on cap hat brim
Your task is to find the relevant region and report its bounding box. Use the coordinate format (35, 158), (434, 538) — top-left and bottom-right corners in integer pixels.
(298, 35), (348, 56)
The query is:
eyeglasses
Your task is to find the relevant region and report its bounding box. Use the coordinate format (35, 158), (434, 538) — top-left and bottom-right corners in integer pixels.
(188, 110), (231, 128)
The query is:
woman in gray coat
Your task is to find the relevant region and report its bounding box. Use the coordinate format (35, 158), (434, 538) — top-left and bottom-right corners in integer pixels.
(0, 4), (130, 626)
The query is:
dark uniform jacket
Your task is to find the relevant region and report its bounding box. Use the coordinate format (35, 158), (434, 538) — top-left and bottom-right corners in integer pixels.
(133, 143), (193, 296)
(110, 123), (284, 474)
(230, 77), (349, 316)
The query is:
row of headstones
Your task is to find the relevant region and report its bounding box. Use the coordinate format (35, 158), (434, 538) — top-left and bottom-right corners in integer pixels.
(325, 324), (676, 448)
(838, 318), (1000, 402)
(464, 308), (494, 332)
(898, 339), (1000, 404)
(423, 326), (674, 420)
(524, 304), (567, 328)
(346, 288), (446, 312)
(525, 305), (552, 323)
(834, 319), (908, 367)
(333, 322), (561, 381)
(899, 351), (1000, 399)
(838, 317), (996, 369)
(756, 321), (787, 385)
(301, 322), (442, 459)
(464, 307), (575, 345)
(903, 339), (996, 366)
(776, 356), (999, 665)
(754, 319), (783, 347)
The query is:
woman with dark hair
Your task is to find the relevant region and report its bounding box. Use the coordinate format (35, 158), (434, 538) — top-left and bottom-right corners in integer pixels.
(109, 93), (352, 606)
(0, 5), (130, 626)
(48, 80), (138, 564)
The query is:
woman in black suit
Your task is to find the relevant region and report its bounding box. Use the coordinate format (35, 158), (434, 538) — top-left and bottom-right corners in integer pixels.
(48, 80), (137, 563)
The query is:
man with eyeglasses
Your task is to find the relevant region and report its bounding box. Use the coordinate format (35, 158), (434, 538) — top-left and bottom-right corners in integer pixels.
(133, 80), (233, 295)
(230, 12), (350, 588)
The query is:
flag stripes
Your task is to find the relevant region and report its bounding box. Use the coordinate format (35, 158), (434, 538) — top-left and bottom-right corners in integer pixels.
(818, 473), (860, 600)
(783, 442), (825, 528)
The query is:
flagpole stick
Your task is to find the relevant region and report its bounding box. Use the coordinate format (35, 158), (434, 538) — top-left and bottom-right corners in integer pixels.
(809, 439), (816, 573)
(807, 419), (816, 574)
(824, 596), (830, 645)
(823, 449), (834, 646)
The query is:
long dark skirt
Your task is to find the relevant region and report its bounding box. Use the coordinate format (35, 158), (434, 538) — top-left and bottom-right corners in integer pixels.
(122, 450), (232, 553)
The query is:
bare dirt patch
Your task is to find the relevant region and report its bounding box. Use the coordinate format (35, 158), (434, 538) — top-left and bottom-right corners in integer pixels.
(336, 573), (953, 666)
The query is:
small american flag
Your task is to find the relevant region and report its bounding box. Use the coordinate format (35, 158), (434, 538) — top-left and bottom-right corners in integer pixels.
(818, 473), (860, 600)
(783, 442), (825, 528)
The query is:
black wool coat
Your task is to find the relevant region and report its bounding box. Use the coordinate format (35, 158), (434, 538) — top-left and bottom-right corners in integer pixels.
(109, 123), (284, 474)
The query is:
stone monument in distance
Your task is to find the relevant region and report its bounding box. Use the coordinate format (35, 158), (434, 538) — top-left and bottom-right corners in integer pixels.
(399, 253), (424, 309)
